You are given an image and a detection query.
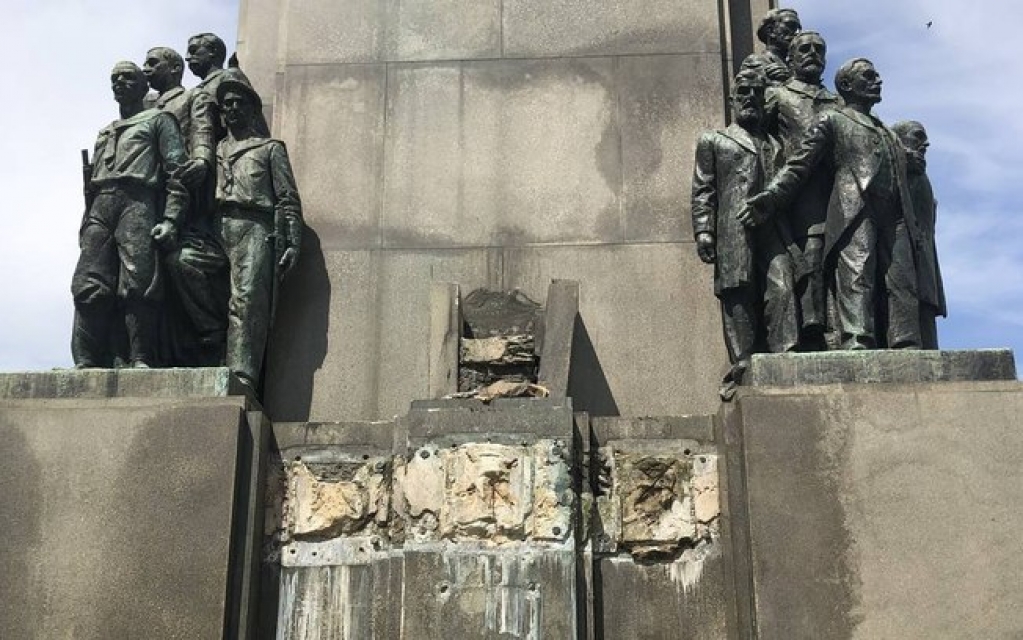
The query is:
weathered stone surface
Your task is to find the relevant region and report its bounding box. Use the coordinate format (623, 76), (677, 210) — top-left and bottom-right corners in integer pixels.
(620, 54), (726, 242)
(287, 457), (390, 539)
(729, 380), (1023, 639)
(502, 0), (722, 57)
(443, 444), (530, 541)
(385, 0), (502, 61)
(383, 58), (620, 249)
(0, 397), (255, 640)
(504, 243), (726, 417)
(236, 0), (282, 98)
(275, 64), (386, 251)
(0, 367), (246, 400)
(461, 335), (535, 364)
(747, 348), (1017, 387)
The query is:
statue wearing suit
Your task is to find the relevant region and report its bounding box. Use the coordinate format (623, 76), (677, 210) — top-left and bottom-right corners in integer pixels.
(893, 120), (945, 349)
(748, 58), (922, 350)
(740, 8), (801, 86)
(765, 31), (841, 350)
(692, 70), (799, 397)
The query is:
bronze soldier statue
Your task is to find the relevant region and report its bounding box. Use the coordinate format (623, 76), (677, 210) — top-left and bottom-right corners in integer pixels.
(692, 69), (799, 398)
(765, 31), (841, 350)
(215, 78), (302, 392)
(747, 58), (922, 350)
(71, 61), (189, 367)
(893, 120), (945, 349)
(143, 46), (229, 365)
(740, 8), (802, 86)
(187, 33), (269, 137)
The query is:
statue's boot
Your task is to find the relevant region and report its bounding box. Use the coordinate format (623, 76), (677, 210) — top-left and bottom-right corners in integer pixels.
(125, 301), (159, 368)
(71, 300), (114, 367)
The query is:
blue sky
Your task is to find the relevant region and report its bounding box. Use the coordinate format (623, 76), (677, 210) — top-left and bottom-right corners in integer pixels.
(0, 1), (1018, 370)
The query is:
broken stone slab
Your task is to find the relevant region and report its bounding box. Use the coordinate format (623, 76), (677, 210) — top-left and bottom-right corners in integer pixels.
(461, 335), (536, 365)
(747, 349), (1016, 388)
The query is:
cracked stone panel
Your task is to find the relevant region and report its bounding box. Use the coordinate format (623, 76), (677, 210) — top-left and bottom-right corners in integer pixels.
(397, 445), (446, 542)
(443, 444), (533, 542)
(529, 440), (573, 542)
(596, 448), (719, 560)
(395, 440), (574, 545)
(285, 457), (392, 541)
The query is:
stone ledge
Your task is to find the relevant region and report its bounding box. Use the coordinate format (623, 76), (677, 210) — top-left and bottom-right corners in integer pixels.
(0, 367), (251, 401)
(747, 349), (1016, 388)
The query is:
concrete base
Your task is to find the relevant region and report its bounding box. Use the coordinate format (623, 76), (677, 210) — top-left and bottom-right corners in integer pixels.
(748, 349), (1016, 387)
(722, 379), (1023, 639)
(0, 368), (268, 640)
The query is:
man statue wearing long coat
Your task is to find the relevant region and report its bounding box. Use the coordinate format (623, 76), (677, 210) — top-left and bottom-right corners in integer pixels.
(765, 31), (841, 350)
(893, 120), (945, 349)
(747, 58), (922, 350)
(692, 69), (799, 397)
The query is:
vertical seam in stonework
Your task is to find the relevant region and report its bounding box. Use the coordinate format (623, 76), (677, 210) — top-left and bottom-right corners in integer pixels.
(379, 62), (390, 250)
(499, 0), (505, 58)
(717, 0), (733, 125)
(614, 56), (626, 242)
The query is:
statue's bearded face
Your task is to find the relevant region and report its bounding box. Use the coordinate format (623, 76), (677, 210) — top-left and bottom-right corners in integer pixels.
(841, 61), (883, 106)
(731, 80), (765, 127)
(790, 36), (826, 82)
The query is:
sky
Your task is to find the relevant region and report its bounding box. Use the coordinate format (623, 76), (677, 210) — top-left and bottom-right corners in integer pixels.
(0, 1), (1020, 370)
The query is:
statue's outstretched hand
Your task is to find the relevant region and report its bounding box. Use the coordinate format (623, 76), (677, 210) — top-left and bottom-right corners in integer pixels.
(739, 192), (774, 228)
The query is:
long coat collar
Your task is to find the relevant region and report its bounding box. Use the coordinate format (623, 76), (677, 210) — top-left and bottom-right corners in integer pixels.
(720, 123), (766, 154)
(222, 136), (274, 161)
(155, 86), (186, 109)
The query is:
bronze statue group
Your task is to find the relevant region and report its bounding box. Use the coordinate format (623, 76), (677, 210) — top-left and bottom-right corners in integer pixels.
(692, 9), (945, 398)
(70, 33), (303, 395)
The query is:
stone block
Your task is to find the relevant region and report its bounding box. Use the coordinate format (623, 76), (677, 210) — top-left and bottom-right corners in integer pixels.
(400, 549), (577, 639)
(276, 64), (386, 251)
(748, 348), (1017, 387)
(730, 381), (1023, 639)
(503, 243), (727, 417)
(236, 0), (281, 98)
(385, 0), (501, 61)
(620, 54), (727, 242)
(0, 366), (244, 400)
(0, 396), (255, 639)
(280, 0), (501, 64)
(383, 59), (622, 248)
(502, 0), (723, 57)
(265, 247), (500, 423)
(282, 0), (386, 64)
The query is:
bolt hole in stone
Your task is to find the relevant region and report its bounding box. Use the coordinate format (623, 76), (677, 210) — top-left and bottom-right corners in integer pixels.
(359, 547), (366, 553)
(420, 450), (430, 459)
(439, 584), (449, 594)
(528, 582), (538, 592)
(295, 455), (302, 461)
(311, 551), (317, 557)
(699, 456), (707, 463)
(683, 449), (691, 456)
(289, 548), (296, 555)
(362, 454), (370, 460)
(552, 526), (562, 536)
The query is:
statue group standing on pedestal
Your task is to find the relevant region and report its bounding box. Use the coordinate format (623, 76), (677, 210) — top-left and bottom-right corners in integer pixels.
(693, 9), (946, 397)
(71, 34), (303, 395)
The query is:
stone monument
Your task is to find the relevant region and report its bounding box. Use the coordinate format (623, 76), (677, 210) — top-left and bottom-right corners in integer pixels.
(4, 3), (1023, 640)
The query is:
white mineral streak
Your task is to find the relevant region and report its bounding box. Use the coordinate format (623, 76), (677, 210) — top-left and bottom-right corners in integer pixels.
(666, 542), (721, 595)
(278, 567), (358, 640)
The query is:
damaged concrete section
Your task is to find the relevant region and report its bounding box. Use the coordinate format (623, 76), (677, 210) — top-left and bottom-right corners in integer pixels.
(396, 440), (573, 545)
(287, 457), (391, 539)
(596, 445), (719, 561)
